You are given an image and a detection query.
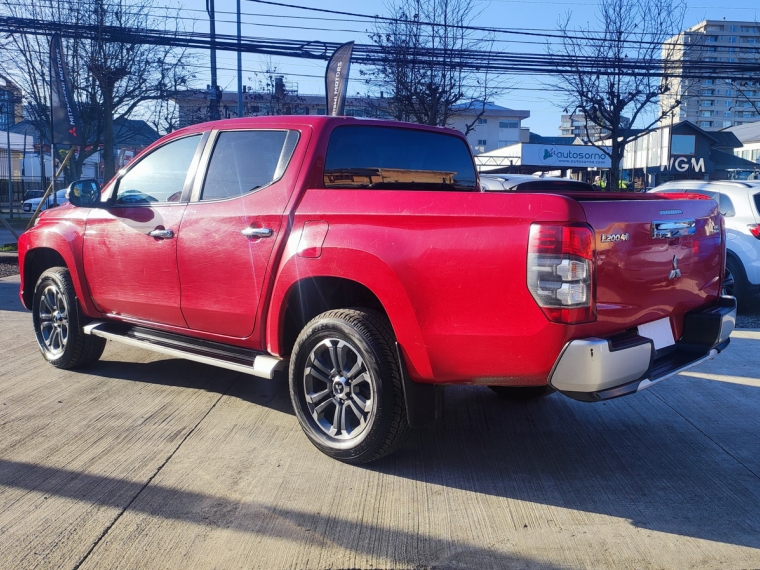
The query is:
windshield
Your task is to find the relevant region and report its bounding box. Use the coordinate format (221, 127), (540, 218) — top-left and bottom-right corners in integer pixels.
(324, 125), (477, 191)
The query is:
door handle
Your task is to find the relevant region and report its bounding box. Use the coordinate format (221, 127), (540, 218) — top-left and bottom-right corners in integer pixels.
(148, 229), (175, 239)
(241, 227), (273, 238)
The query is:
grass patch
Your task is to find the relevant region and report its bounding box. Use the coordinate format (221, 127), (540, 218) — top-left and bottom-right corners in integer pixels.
(1, 244), (18, 252)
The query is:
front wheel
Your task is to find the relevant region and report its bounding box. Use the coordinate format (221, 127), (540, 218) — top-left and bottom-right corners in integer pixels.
(32, 267), (106, 369)
(289, 309), (409, 464)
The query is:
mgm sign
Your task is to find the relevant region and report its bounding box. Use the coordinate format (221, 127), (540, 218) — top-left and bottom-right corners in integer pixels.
(661, 157), (706, 173)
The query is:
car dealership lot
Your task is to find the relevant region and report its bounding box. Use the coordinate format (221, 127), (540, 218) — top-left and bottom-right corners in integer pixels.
(1, 273), (760, 570)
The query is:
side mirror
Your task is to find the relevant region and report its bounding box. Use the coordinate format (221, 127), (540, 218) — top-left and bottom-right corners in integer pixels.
(66, 179), (101, 208)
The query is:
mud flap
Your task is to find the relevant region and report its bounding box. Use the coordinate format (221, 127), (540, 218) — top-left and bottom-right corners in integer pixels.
(395, 343), (444, 428)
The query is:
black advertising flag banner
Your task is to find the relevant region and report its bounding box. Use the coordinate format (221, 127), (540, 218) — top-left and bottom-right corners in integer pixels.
(49, 33), (82, 146)
(325, 42), (354, 116)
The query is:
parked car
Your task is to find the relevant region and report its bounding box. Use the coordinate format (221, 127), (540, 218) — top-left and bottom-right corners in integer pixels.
(23, 190), (45, 202)
(22, 189), (68, 214)
(17, 117), (735, 464)
(479, 173), (596, 192)
(650, 180), (760, 311)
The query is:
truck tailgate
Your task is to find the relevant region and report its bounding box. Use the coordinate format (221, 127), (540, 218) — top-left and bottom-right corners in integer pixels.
(579, 196), (723, 341)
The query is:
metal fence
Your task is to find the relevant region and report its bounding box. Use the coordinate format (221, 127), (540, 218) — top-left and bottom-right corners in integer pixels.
(0, 177), (60, 215)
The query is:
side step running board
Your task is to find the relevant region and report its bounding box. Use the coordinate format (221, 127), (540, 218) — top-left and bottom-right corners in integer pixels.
(83, 321), (285, 379)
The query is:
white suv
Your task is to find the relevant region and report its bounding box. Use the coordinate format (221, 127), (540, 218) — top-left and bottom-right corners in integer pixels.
(650, 180), (760, 311)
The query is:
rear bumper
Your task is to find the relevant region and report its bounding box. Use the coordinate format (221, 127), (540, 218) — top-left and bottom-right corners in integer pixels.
(549, 296), (736, 402)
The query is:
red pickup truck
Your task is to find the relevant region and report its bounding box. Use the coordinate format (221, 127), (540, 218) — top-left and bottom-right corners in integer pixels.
(18, 116), (736, 464)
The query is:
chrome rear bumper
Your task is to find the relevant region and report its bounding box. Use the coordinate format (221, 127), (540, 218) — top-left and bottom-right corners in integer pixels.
(550, 296), (736, 402)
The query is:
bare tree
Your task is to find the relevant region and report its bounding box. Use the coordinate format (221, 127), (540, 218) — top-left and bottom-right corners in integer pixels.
(0, 0), (193, 182)
(550, 0), (687, 190)
(367, 0), (503, 130)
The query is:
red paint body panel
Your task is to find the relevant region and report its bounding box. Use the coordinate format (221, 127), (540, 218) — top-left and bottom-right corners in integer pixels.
(17, 116), (728, 389)
(83, 204), (188, 327)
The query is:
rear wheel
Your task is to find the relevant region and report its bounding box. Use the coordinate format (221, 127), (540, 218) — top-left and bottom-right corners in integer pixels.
(32, 267), (106, 369)
(488, 385), (554, 400)
(289, 309), (409, 464)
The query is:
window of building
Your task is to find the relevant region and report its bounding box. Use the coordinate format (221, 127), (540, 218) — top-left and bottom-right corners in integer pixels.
(700, 111), (713, 117)
(201, 130), (298, 201)
(316, 108), (326, 115)
(729, 36), (737, 43)
(498, 120), (519, 129)
(671, 135), (696, 155)
(706, 36), (718, 43)
(702, 79), (714, 85)
(725, 100), (733, 106)
(701, 90), (714, 96)
(477, 139), (487, 145)
(477, 118), (488, 125)
(497, 140), (518, 148)
(725, 111), (733, 117)
(701, 100), (714, 107)
(700, 121), (713, 128)
(729, 25), (738, 32)
(724, 88), (734, 96)
(723, 121), (733, 127)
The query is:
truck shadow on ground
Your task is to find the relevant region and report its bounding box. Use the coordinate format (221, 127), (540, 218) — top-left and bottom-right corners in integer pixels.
(374, 375), (760, 551)
(86, 356), (295, 416)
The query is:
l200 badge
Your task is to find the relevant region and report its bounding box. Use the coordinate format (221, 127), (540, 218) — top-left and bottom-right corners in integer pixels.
(601, 233), (630, 242)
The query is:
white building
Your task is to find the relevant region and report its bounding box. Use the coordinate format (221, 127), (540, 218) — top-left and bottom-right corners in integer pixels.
(662, 20), (760, 131)
(447, 102), (530, 153)
(723, 120), (760, 164)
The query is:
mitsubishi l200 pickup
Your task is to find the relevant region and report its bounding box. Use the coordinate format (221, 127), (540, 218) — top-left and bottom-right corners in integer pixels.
(18, 116), (735, 463)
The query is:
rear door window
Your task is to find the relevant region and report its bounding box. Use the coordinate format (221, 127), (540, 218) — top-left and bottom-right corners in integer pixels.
(201, 130), (299, 201)
(753, 192), (760, 218)
(324, 125), (477, 191)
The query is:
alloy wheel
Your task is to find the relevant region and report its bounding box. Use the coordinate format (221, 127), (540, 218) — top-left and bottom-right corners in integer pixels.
(37, 284), (69, 358)
(302, 338), (375, 440)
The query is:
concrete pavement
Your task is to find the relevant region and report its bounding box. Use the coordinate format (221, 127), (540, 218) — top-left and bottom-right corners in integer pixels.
(1, 273), (760, 569)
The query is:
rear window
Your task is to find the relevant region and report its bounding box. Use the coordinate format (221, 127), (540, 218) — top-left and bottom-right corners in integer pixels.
(324, 125), (477, 191)
(754, 193), (760, 217)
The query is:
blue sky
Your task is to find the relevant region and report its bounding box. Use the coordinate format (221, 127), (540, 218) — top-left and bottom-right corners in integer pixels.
(179, 0), (760, 135)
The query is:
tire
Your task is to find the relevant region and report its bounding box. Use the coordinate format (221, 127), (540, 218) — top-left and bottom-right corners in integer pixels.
(32, 267), (107, 369)
(725, 256), (752, 312)
(289, 308), (410, 464)
(488, 385), (554, 400)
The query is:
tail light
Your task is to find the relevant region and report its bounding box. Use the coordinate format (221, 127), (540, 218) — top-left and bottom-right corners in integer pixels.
(749, 224), (760, 240)
(527, 224), (596, 324)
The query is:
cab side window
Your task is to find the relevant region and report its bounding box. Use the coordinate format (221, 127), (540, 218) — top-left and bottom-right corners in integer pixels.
(200, 130), (299, 201)
(115, 135), (202, 205)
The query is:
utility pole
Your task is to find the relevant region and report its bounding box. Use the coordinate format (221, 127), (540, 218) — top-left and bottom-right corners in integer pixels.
(237, 0), (243, 119)
(207, 0), (220, 121)
(4, 95), (12, 219)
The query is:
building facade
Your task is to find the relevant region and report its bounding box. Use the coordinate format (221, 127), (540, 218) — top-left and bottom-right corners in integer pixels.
(663, 20), (760, 131)
(559, 114), (630, 142)
(174, 83), (530, 154)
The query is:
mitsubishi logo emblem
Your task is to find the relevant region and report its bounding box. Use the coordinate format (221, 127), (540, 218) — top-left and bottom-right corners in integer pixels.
(669, 256), (681, 280)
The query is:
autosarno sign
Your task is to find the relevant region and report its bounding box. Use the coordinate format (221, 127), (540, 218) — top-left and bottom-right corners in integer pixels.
(521, 144), (611, 168)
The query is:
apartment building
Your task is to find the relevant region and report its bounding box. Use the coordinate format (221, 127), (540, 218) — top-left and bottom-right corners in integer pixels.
(662, 20), (760, 131)
(559, 114), (631, 142)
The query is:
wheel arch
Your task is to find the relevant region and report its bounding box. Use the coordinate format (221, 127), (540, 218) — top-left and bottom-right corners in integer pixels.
(19, 228), (99, 316)
(267, 251), (434, 381)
